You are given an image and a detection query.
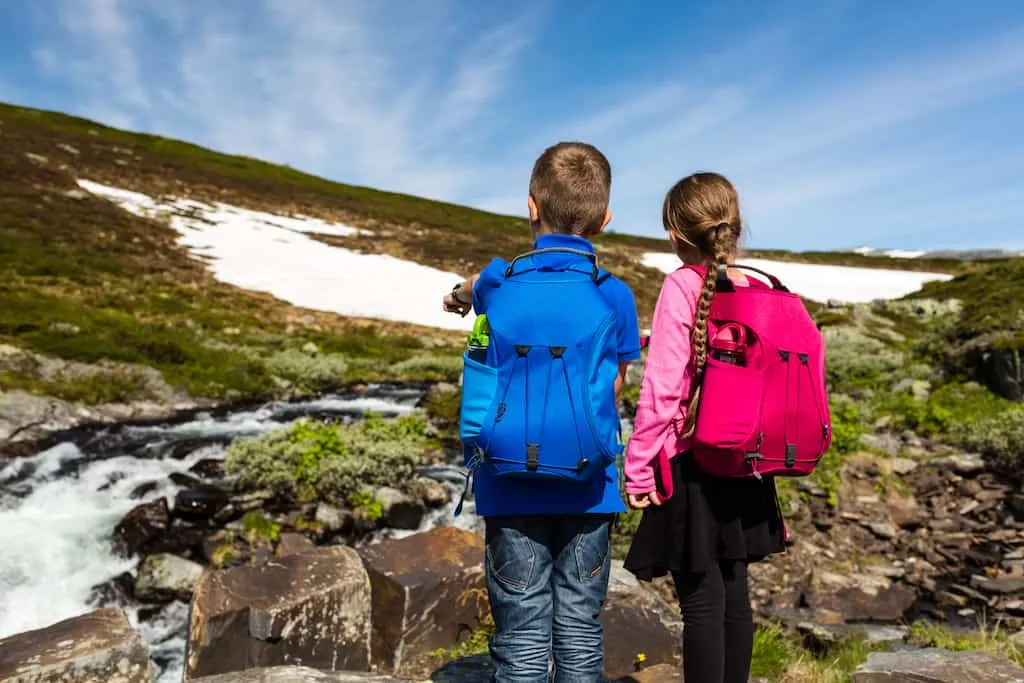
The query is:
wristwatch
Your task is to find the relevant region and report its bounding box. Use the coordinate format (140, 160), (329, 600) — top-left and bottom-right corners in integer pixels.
(451, 282), (471, 305)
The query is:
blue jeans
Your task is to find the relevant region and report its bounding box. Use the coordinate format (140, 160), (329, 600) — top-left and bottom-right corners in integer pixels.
(484, 514), (613, 683)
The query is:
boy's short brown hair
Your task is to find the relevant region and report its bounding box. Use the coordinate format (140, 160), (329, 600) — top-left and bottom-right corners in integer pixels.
(529, 141), (612, 236)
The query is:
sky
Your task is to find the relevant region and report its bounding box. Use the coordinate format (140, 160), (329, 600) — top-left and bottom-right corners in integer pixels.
(1, 1), (1023, 252)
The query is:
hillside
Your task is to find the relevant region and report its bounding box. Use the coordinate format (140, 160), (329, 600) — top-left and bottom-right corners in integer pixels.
(1, 100), (1020, 432)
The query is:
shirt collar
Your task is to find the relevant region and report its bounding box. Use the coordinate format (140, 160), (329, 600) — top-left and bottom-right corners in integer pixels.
(533, 233), (595, 253)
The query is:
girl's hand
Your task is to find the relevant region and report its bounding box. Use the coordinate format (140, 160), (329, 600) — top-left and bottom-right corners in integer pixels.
(627, 492), (661, 509)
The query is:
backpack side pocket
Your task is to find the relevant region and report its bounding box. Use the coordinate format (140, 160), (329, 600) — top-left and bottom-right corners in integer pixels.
(459, 351), (498, 445)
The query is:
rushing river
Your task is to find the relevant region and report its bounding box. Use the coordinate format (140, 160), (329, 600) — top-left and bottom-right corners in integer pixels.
(0, 385), (481, 682)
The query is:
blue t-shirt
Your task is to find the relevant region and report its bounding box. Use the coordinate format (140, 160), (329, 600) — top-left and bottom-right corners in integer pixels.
(469, 233), (642, 517)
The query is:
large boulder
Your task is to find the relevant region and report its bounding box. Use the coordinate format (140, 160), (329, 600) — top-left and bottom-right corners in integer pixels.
(853, 647), (1024, 682)
(357, 527), (488, 676)
(601, 562), (683, 680)
(188, 666), (410, 682)
(0, 607), (154, 683)
(113, 498), (171, 557)
(801, 569), (916, 622)
(134, 553), (205, 603)
(186, 545), (372, 679)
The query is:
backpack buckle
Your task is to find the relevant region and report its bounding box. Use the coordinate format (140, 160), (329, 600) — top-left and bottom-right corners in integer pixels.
(785, 444), (796, 467)
(526, 444), (540, 471)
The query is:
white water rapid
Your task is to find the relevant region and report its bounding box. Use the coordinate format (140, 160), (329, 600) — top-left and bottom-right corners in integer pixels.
(0, 386), (480, 682)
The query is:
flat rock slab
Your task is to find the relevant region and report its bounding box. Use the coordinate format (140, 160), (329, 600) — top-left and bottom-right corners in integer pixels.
(0, 607), (154, 683)
(802, 570), (916, 622)
(600, 564), (683, 680)
(186, 545), (372, 679)
(358, 527), (488, 676)
(189, 666), (411, 682)
(854, 648), (1024, 682)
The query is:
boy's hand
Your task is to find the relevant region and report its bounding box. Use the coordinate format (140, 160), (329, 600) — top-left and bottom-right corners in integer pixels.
(443, 291), (471, 317)
(627, 492), (661, 509)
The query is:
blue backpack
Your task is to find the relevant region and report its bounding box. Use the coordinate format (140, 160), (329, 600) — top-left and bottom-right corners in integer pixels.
(458, 247), (623, 487)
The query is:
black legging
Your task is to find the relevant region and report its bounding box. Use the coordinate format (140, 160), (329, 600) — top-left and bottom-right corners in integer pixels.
(673, 560), (754, 683)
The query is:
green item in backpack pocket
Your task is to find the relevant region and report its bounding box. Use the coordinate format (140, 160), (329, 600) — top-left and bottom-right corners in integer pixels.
(467, 314), (490, 348)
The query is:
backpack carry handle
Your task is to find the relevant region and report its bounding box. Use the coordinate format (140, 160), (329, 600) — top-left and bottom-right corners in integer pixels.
(504, 248), (600, 282)
(715, 264), (790, 293)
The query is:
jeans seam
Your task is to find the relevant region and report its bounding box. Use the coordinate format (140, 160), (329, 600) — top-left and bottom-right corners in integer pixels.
(486, 540), (537, 592)
(573, 527), (609, 583)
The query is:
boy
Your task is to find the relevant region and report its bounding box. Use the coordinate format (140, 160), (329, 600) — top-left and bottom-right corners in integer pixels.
(442, 142), (641, 682)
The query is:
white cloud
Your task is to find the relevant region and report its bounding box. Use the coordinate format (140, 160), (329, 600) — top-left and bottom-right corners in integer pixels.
(19, 2), (1024, 251)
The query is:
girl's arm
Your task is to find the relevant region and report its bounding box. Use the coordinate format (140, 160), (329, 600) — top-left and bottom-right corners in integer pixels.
(624, 268), (701, 495)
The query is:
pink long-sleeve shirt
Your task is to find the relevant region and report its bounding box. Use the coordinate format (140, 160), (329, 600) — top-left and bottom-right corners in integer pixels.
(623, 266), (705, 495)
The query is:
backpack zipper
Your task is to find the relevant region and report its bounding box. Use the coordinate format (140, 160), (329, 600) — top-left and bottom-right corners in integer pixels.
(580, 314), (618, 464)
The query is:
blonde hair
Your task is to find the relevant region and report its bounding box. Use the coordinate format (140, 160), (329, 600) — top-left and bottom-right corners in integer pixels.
(529, 141), (612, 236)
(662, 172), (743, 436)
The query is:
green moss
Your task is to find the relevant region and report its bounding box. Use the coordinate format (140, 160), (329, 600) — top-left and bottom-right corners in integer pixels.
(348, 490), (384, 522)
(242, 512), (281, 545)
(210, 544), (237, 569)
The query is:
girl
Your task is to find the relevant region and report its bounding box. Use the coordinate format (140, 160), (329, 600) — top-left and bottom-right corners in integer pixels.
(623, 172), (786, 683)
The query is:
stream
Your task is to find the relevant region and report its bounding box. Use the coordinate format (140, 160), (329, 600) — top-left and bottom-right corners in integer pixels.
(0, 385), (481, 682)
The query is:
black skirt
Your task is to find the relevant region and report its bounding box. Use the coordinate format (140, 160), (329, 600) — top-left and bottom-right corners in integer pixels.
(623, 451), (786, 581)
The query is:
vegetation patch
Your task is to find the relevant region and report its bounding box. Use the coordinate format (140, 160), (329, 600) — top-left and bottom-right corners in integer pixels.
(224, 413), (428, 504)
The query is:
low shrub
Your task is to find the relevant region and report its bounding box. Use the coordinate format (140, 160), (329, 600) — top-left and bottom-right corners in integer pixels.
(265, 347), (348, 391)
(224, 413), (428, 503)
(390, 352), (463, 381)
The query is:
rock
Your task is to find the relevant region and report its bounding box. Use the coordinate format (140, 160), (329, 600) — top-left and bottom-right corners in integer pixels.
(969, 345), (1023, 402)
(853, 647), (1024, 682)
(887, 492), (926, 530)
(626, 663), (685, 682)
(273, 533), (314, 557)
(113, 498), (170, 557)
(188, 666), (411, 682)
(189, 458), (226, 480)
(866, 521), (898, 540)
(860, 433), (901, 457)
(417, 478), (451, 509)
(214, 490), (275, 523)
(357, 527), (488, 676)
(932, 453), (986, 476)
(602, 563), (683, 680)
(134, 553), (205, 603)
(371, 487), (426, 530)
(801, 570), (916, 622)
(798, 622), (908, 650)
(0, 607), (154, 682)
(129, 482), (159, 500)
(315, 503), (352, 533)
(889, 457), (920, 475)
(186, 545), (372, 679)
(169, 472), (202, 488)
(174, 486), (230, 522)
(88, 572), (136, 608)
(971, 574), (1024, 595)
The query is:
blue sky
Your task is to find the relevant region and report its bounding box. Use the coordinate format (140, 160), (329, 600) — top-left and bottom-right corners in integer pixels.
(1, 1), (1023, 251)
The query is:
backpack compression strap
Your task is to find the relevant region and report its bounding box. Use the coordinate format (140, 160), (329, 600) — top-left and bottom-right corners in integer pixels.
(504, 247), (601, 282)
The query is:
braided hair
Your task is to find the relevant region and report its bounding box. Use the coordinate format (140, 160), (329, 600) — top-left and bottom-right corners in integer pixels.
(661, 172), (743, 437)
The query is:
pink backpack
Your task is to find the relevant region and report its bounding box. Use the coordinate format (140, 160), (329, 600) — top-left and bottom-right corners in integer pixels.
(680, 264), (832, 481)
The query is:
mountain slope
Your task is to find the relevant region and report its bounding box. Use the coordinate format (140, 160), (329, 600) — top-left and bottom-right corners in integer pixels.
(1, 101), (1020, 413)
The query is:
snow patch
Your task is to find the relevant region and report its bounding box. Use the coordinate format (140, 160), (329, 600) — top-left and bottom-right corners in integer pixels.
(76, 180), (472, 331)
(640, 253), (952, 303)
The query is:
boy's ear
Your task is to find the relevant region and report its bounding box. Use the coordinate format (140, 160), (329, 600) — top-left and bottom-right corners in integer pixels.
(591, 208), (612, 235)
(527, 195), (540, 222)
